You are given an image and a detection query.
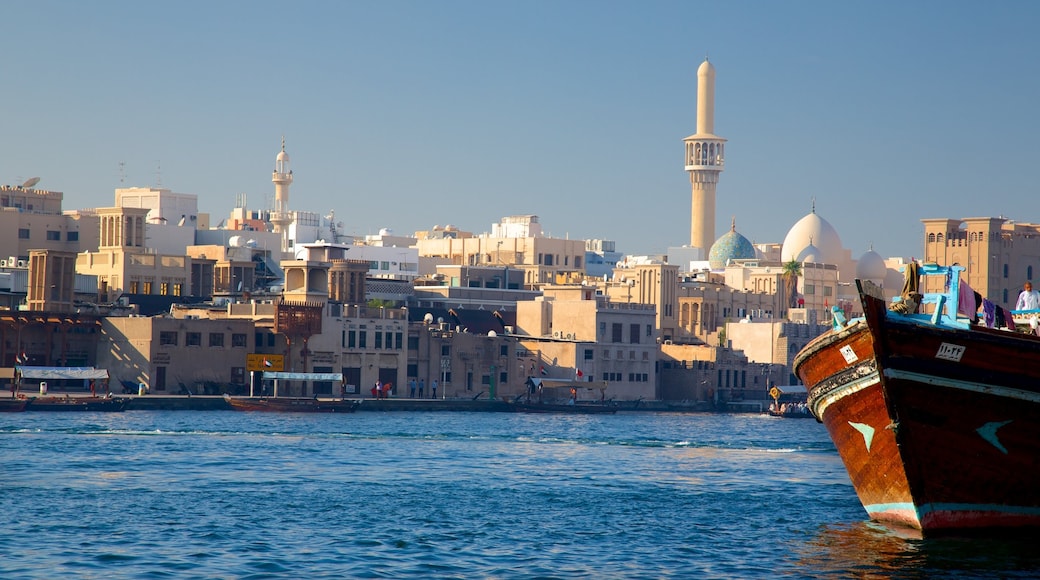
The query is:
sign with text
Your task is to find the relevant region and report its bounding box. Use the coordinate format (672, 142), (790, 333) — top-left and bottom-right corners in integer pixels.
(247, 353), (285, 372)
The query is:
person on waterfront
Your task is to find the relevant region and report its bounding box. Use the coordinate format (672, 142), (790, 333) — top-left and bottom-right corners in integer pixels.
(431, 379), (438, 399)
(383, 382), (392, 398)
(418, 378), (424, 398)
(89, 380), (96, 397)
(409, 378), (417, 398)
(1016, 281), (1040, 311)
(373, 380), (382, 398)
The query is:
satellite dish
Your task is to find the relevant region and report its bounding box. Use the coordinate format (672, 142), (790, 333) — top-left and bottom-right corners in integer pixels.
(22, 177), (40, 189)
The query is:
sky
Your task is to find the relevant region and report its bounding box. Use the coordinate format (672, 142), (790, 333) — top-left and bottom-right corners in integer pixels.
(3, 1), (1039, 260)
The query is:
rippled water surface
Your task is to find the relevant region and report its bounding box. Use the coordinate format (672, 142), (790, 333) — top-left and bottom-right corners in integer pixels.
(2, 411), (1038, 579)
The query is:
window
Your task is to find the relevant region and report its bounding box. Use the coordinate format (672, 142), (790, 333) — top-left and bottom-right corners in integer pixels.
(46, 231), (60, 241)
(172, 283), (182, 296)
(629, 324), (640, 344)
(358, 331), (367, 348)
(232, 334), (247, 347)
(160, 282), (169, 295)
(375, 331), (383, 349)
(395, 332), (404, 350)
(160, 331), (178, 346)
(18, 229), (29, 239)
(500, 345), (509, 357)
(67, 231), (79, 242)
(408, 336), (419, 350)
(209, 333), (224, 347)
(611, 323), (623, 343)
(348, 330), (356, 348)
(128, 281), (139, 294)
(186, 332), (202, 347)
(142, 281), (152, 294)
(647, 324), (652, 337)
(231, 367), (245, 384)
(441, 344), (451, 356)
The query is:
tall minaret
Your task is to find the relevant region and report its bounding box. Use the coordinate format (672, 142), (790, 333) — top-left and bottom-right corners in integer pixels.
(270, 137), (294, 253)
(684, 57), (726, 255)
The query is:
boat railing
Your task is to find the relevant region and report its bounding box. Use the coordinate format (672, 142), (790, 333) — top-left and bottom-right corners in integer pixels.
(896, 263), (966, 327)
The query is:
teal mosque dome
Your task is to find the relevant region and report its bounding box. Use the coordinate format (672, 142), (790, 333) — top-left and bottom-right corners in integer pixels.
(708, 219), (756, 269)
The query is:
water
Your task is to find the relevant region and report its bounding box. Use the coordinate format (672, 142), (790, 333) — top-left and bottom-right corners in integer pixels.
(2, 411), (1038, 579)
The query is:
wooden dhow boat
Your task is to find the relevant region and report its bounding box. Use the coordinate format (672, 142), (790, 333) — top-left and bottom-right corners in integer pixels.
(224, 394), (360, 413)
(26, 396), (127, 412)
(794, 263), (1040, 534)
(0, 397), (28, 412)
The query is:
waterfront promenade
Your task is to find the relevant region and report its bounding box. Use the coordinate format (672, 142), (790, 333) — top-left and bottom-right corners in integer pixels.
(7, 392), (723, 412)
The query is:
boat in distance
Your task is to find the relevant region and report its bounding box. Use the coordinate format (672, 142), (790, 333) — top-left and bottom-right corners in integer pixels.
(794, 262), (1040, 535)
(224, 394), (361, 413)
(25, 396), (127, 412)
(0, 397), (28, 412)
(509, 401), (618, 414)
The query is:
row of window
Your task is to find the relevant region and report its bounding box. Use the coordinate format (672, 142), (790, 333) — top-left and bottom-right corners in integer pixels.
(18, 228), (79, 242)
(594, 372), (650, 382)
(343, 329), (405, 350)
(599, 322), (654, 344)
(159, 331), (248, 347)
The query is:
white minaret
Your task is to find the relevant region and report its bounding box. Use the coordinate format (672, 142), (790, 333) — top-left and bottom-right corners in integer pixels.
(270, 137), (294, 253)
(684, 57), (727, 255)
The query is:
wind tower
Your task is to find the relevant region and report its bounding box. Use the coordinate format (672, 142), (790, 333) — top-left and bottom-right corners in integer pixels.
(684, 57), (726, 257)
(270, 137), (294, 253)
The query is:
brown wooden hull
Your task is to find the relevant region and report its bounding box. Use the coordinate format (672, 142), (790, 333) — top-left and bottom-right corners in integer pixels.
(25, 396), (127, 412)
(510, 402), (618, 414)
(224, 395), (360, 413)
(794, 284), (1040, 534)
(0, 398), (28, 412)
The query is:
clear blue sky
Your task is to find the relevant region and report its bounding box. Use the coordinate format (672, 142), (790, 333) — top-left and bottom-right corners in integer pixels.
(3, 1), (1039, 260)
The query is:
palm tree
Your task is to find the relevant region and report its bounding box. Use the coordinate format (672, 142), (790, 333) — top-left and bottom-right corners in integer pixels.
(782, 260), (802, 309)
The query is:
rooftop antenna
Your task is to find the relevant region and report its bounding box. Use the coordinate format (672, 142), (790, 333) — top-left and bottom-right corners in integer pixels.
(155, 160), (162, 188)
(118, 161), (126, 185)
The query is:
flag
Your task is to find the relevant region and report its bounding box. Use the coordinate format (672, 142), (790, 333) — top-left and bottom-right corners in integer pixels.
(540, 366), (547, 376)
(575, 369), (584, 379)
(15, 352), (26, 365)
(263, 358), (273, 368)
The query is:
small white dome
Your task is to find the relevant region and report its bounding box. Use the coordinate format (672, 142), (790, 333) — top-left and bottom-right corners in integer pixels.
(781, 208), (843, 264)
(276, 150), (290, 162)
(856, 249), (887, 281)
(796, 243), (823, 263)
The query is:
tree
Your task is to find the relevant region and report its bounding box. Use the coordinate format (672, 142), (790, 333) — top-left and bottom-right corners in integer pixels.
(782, 260), (802, 309)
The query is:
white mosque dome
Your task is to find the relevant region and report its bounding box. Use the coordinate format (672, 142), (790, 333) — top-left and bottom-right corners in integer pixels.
(856, 248), (887, 281)
(276, 150), (290, 162)
(781, 208), (843, 264)
(796, 242), (823, 263)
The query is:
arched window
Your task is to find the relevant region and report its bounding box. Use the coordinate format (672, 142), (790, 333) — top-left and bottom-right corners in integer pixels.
(937, 233), (945, 244)
(928, 233), (936, 242)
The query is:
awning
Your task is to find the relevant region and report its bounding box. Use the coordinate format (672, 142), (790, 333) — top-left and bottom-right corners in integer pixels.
(262, 372), (343, 382)
(16, 366), (109, 380)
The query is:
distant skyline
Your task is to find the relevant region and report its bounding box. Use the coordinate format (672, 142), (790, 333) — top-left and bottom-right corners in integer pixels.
(3, 1), (1039, 260)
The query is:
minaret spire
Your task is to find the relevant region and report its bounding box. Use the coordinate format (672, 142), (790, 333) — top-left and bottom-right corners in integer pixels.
(684, 57), (727, 255)
(271, 138), (294, 254)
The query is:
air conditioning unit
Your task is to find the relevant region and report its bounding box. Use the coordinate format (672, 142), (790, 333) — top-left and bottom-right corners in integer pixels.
(0, 260), (6, 267)
(16, 260), (26, 268)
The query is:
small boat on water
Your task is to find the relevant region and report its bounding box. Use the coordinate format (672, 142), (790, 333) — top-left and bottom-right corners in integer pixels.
(766, 407), (814, 419)
(0, 397), (28, 412)
(794, 262), (1040, 535)
(224, 394), (361, 413)
(26, 396), (127, 412)
(510, 400), (618, 414)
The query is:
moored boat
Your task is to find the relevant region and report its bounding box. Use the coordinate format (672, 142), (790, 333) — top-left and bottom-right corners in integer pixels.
(224, 394), (360, 413)
(794, 263), (1040, 535)
(510, 401), (618, 414)
(26, 396), (127, 412)
(0, 397), (28, 412)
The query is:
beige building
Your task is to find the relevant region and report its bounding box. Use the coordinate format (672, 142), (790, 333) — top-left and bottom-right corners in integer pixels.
(605, 262), (679, 341)
(921, 217), (1040, 307)
(98, 315), (256, 393)
(515, 285), (657, 400)
(416, 216), (586, 288)
(77, 206), (191, 301)
(0, 185), (92, 265)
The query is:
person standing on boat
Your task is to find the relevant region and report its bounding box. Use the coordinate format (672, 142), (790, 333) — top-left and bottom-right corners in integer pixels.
(1015, 281), (1040, 311)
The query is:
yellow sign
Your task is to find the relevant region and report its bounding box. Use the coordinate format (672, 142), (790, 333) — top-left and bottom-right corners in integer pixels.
(769, 386), (781, 400)
(247, 353), (284, 372)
